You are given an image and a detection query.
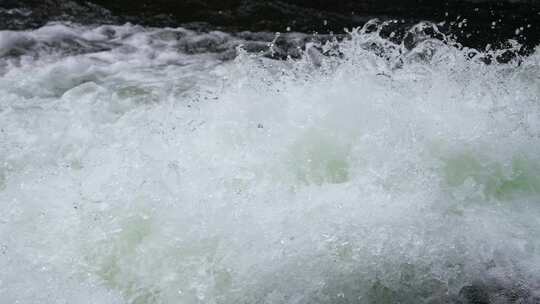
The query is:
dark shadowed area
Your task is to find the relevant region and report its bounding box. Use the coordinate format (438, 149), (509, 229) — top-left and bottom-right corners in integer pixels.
(1, 0), (539, 53)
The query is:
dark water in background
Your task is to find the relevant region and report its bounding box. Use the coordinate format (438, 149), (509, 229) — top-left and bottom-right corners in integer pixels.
(1, 0), (539, 55)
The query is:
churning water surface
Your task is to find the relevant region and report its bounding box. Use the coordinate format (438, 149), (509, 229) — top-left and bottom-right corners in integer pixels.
(0, 21), (540, 303)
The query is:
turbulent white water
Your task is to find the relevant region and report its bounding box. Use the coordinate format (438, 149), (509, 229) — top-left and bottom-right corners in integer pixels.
(0, 22), (539, 304)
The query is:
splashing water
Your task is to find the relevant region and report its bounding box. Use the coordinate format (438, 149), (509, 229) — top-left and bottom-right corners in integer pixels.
(0, 21), (539, 303)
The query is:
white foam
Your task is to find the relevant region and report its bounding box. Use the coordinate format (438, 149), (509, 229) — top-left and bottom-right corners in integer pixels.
(1, 22), (539, 303)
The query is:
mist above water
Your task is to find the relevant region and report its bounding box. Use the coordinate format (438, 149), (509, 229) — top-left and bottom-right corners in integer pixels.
(0, 21), (539, 303)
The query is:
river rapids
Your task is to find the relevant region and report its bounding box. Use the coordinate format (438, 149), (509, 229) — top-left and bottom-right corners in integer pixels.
(0, 20), (540, 303)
